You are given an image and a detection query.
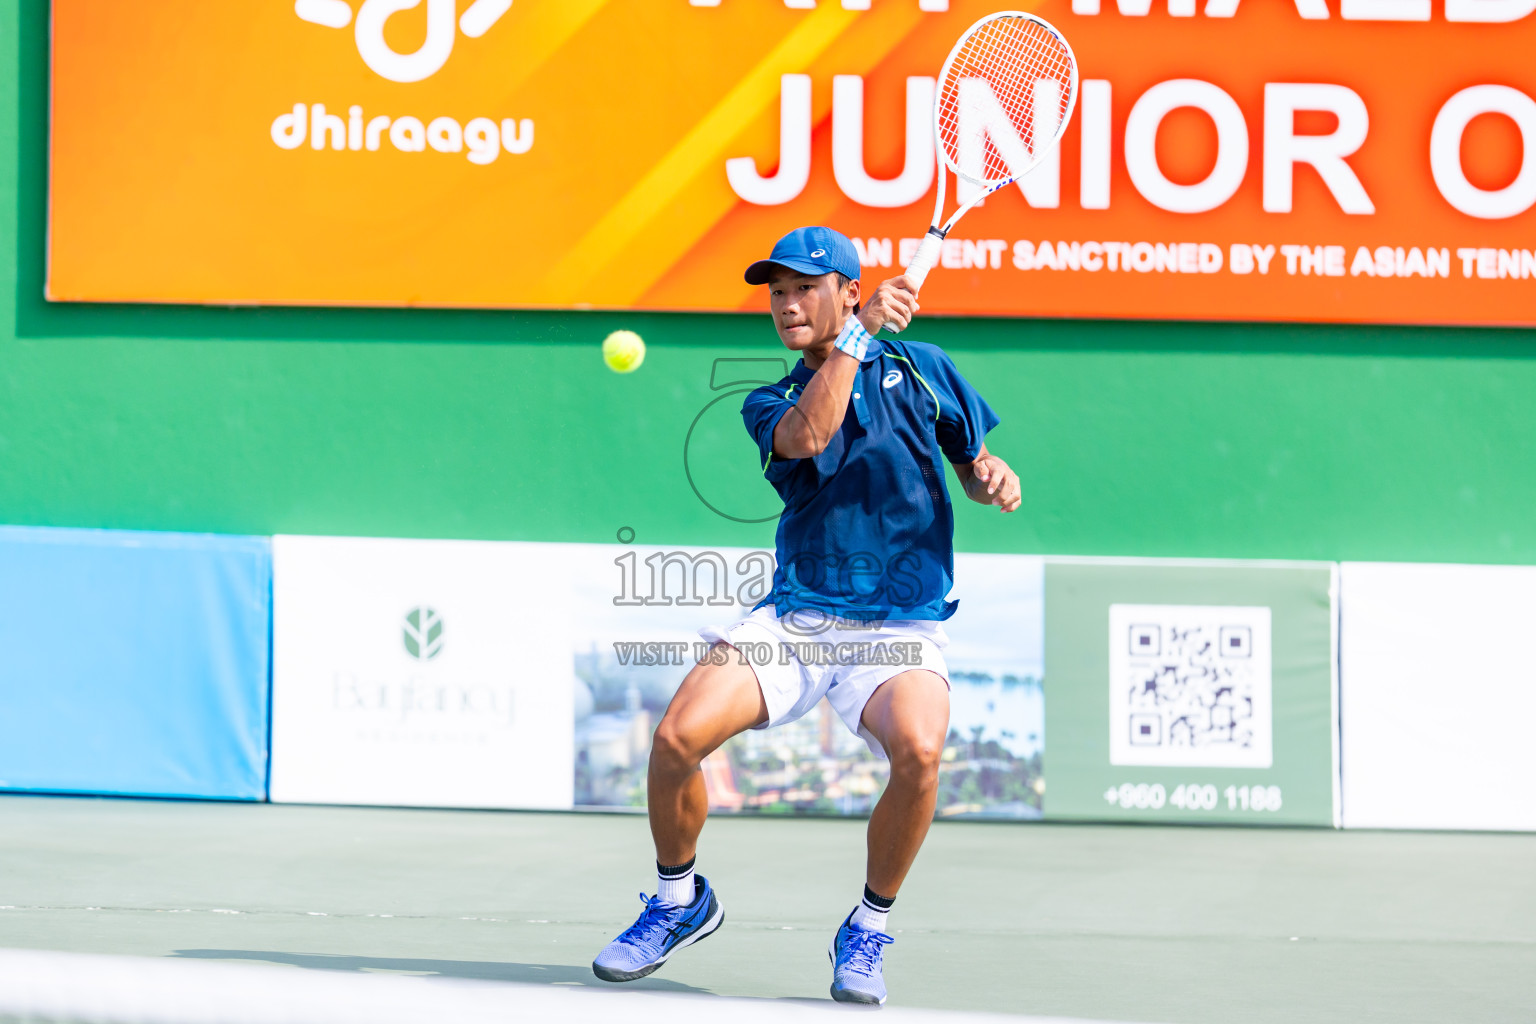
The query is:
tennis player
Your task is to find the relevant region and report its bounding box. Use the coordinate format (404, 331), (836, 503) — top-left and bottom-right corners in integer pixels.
(592, 226), (1020, 1005)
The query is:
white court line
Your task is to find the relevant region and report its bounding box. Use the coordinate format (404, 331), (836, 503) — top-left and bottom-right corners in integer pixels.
(0, 947), (1164, 1024)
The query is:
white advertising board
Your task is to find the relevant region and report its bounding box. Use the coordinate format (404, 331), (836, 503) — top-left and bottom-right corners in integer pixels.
(271, 535), (573, 809)
(1340, 562), (1536, 831)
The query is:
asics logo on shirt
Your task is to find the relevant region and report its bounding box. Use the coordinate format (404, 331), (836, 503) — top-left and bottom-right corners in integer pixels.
(883, 370), (903, 389)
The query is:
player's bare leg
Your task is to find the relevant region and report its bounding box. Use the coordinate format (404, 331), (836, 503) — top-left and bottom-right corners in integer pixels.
(592, 643), (766, 982)
(647, 643), (769, 865)
(828, 668), (949, 1005)
(860, 669), (951, 897)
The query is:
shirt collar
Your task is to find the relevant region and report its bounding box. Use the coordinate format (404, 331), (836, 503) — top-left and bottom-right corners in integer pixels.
(789, 337), (886, 382)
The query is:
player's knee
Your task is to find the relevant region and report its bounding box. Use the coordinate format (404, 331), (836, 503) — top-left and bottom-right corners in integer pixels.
(649, 719), (705, 774)
(887, 732), (943, 785)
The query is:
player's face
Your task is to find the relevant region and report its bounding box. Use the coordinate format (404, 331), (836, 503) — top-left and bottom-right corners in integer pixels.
(766, 269), (858, 351)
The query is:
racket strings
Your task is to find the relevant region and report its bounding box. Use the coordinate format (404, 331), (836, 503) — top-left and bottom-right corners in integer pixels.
(937, 17), (1075, 184)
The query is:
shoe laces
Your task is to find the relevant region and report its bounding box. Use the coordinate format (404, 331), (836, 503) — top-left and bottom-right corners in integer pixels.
(840, 924), (894, 975)
(616, 893), (682, 954)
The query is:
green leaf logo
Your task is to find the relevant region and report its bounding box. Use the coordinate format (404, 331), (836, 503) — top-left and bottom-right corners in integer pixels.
(403, 606), (445, 661)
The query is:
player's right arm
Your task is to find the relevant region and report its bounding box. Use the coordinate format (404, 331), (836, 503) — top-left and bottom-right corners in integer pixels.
(772, 277), (918, 459)
(771, 350), (859, 459)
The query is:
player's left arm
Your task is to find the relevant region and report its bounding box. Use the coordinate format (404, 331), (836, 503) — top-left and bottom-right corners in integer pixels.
(951, 446), (1022, 514)
(921, 345), (1019, 514)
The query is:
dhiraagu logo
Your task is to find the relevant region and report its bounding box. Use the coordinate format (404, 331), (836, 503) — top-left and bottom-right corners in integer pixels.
(278, 0), (534, 164)
(295, 0), (513, 83)
(402, 606), (445, 661)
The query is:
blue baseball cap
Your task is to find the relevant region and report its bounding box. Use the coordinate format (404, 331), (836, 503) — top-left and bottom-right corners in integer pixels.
(744, 226), (861, 285)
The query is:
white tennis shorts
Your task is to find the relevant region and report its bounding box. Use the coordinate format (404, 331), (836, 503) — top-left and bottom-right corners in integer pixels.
(698, 605), (951, 758)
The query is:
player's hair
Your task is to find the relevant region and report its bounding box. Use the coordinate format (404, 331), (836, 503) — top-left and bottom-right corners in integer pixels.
(833, 273), (862, 314)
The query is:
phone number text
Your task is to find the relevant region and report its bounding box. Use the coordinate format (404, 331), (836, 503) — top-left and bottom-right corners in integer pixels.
(1102, 783), (1284, 813)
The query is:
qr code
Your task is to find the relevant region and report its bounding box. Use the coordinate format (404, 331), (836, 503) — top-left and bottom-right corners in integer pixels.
(1108, 604), (1273, 769)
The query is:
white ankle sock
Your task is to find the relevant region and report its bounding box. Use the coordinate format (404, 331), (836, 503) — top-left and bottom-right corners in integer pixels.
(657, 857), (696, 906)
(850, 885), (893, 932)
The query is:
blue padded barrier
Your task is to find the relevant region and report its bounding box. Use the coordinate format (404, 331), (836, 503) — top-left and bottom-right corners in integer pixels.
(0, 526), (271, 800)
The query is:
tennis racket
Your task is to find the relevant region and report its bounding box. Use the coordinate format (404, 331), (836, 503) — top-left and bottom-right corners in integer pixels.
(884, 11), (1079, 333)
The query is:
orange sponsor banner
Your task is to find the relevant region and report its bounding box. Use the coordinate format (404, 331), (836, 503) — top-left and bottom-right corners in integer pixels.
(48, 0), (1536, 325)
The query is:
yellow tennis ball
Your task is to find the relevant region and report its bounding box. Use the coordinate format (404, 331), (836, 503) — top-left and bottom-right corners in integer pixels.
(602, 330), (646, 374)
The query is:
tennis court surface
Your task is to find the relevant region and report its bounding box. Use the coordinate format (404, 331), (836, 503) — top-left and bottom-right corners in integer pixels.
(1, 794), (1531, 1023)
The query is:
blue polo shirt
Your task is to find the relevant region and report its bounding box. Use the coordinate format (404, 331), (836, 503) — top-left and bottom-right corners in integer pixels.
(741, 330), (1000, 621)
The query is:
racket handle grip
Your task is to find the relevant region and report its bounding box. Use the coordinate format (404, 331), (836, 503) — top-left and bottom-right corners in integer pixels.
(883, 231), (944, 334)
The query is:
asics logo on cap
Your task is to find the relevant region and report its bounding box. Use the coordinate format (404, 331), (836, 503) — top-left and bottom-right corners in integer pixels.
(883, 370), (903, 389)
(744, 227), (860, 285)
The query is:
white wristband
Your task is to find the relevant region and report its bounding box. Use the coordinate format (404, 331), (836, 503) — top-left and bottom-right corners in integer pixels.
(833, 314), (874, 361)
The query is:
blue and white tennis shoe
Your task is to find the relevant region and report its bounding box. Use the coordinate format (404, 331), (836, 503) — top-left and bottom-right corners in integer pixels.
(592, 875), (724, 982)
(829, 911), (894, 1005)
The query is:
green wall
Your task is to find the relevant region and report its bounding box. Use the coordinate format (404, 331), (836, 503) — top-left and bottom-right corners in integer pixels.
(5, 0), (1536, 562)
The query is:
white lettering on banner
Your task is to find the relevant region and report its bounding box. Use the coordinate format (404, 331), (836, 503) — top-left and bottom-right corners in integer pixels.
(941, 238), (1010, 269)
(1204, 0), (1331, 17)
(833, 76), (936, 208)
(1263, 84), (1375, 214)
(1339, 0), (1431, 18)
(1128, 0), (1194, 14)
(1014, 240), (1223, 272)
(391, 116), (425, 152)
(727, 74), (811, 205)
(1079, 80), (1113, 210)
(1070, 0), (1197, 12)
(427, 116), (462, 153)
(956, 78), (1061, 208)
(885, 239), (1533, 281)
(1125, 80), (1249, 214)
(1456, 247), (1536, 278)
(1229, 244), (1277, 274)
(1350, 246), (1452, 277)
(270, 104), (311, 149)
(689, 0), (951, 7)
(1446, 0), (1536, 20)
(690, 0), (1536, 20)
(1430, 86), (1536, 219)
(1077, 0), (1332, 16)
(854, 237), (894, 268)
(271, 104), (533, 163)
(1340, 0), (1431, 19)
(735, 76), (1536, 221)
(501, 118), (535, 155)
(1279, 244), (1347, 276)
(311, 104), (345, 151)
